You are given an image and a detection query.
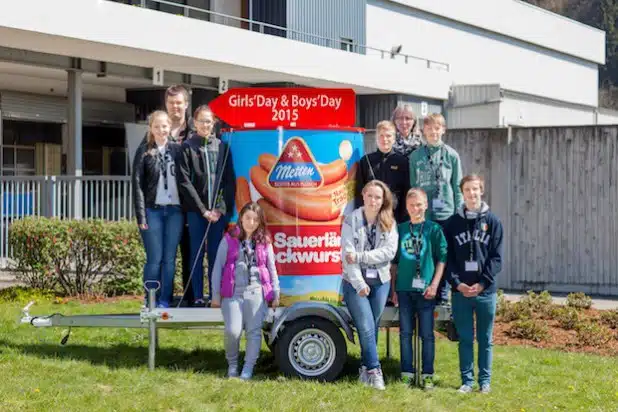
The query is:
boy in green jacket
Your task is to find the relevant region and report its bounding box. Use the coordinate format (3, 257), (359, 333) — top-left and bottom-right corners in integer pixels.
(391, 188), (447, 390)
(409, 113), (462, 306)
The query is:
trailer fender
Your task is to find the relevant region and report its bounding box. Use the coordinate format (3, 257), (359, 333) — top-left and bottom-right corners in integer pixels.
(267, 302), (355, 346)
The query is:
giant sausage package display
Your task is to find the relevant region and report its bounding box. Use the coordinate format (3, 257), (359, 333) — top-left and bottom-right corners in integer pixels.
(222, 128), (364, 306)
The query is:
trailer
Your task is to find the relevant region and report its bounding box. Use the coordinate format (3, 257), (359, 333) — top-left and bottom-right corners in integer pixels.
(20, 289), (452, 382)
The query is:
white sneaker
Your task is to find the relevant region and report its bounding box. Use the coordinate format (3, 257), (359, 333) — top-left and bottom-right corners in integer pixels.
(458, 384), (473, 394)
(227, 364), (239, 378)
(480, 384), (491, 394)
(358, 366), (368, 385)
(366, 368), (386, 391)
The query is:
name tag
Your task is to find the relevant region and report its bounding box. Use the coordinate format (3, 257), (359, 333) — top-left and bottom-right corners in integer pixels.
(412, 278), (425, 289)
(432, 198), (446, 210)
(390, 165), (399, 170)
(465, 260), (479, 272)
(366, 268), (378, 279)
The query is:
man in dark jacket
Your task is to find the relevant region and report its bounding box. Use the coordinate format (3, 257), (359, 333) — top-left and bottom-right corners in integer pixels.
(356, 120), (410, 223)
(177, 105), (235, 306)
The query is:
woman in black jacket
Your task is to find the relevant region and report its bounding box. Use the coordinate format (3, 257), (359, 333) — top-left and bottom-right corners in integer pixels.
(132, 110), (184, 308)
(177, 105), (235, 306)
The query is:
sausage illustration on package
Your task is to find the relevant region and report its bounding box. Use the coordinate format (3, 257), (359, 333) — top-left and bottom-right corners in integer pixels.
(222, 128), (364, 305)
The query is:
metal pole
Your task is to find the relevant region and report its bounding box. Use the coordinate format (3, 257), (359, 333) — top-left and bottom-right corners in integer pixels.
(415, 314), (421, 387)
(249, 0), (253, 31)
(67, 69), (83, 219)
(148, 287), (157, 371)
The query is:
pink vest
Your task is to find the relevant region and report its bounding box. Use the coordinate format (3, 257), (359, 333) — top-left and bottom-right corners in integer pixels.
(220, 229), (274, 302)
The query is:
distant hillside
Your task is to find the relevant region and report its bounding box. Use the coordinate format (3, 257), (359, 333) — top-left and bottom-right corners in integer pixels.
(524, 0), (618, 108)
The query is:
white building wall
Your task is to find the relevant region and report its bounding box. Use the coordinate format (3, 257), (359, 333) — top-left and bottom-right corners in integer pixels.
(447, 104), (500, 129)
(499, 97), (596, 127)
(366, 0), (600, 107)
(596, 109), (618, 126)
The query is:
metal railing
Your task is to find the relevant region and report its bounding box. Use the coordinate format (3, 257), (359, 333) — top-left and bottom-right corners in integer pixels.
(110, 0), (450, 72)
(0, 176), (133, 267)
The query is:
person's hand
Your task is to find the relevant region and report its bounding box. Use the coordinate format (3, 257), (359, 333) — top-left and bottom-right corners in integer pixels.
(358, 286), (370, 297)
(203, 210), (213, 221)
(210, 210), (222, 222)
(271, 298), (280, 308)
(139, 223), (148, 230)
(457, 283), (473, 297)
(468, 283), (484, 297)
(345, 252), (357, 264)
(391, 292), (399, 307)
(210, 299), (221, 308)
(424, 283), (438, 300)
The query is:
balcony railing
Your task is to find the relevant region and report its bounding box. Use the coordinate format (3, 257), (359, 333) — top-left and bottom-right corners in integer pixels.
(109, 0), (450, 72)
(0, 176), (133, 267)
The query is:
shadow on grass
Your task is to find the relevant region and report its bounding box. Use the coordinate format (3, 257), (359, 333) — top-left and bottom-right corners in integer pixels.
(0, 337), (403, 383)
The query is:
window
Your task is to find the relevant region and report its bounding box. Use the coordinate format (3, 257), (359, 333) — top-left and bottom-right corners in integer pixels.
(1, 120), (60, 176)
(340, 38), (354, 53)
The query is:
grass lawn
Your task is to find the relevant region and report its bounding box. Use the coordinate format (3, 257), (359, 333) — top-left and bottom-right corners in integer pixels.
(1, 298), (617, 412)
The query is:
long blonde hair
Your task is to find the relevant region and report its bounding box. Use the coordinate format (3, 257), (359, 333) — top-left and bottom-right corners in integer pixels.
(146, 110), (171, 150)
(362, 180), (395, 232)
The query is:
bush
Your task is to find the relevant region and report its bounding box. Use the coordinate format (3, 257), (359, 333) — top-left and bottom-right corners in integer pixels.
(600, 309), (618, 330)
(519, 290), (554, 317)
(500, 301), (534, 322)
(9, 217), (145, 296)
(566, 292), (592, 310)
(555, 307), (581, 330)
(507, 319), (549, 342)
(575, 322), (611, 347)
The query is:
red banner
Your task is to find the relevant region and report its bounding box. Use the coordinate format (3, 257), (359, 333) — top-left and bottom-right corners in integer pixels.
(209, 88), (356, 129)
(270, 225), (342, 275)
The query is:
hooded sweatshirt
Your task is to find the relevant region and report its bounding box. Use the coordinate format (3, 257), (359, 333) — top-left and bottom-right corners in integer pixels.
(443, 202), (504, 295)
(409, 142), (463, 222)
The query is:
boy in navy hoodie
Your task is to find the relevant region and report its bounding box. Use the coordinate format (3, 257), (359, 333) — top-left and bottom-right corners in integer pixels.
(443, 174), (503, 395)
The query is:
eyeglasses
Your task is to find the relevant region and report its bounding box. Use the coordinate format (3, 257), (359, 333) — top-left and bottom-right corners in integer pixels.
(194, 119), (213, 125)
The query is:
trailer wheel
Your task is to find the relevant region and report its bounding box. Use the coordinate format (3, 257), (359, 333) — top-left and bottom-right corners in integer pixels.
(275, 317), (346, 382)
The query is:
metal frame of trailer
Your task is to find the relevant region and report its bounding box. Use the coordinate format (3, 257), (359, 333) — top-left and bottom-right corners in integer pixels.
(20, 289), (453, 383)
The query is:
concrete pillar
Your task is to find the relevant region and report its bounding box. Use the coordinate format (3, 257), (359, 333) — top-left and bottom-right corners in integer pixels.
(67, 70), (83, 219)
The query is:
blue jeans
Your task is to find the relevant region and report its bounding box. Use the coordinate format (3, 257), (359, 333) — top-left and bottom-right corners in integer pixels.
(452, 291), (497, 387)
(139, 205), (184, 305)
(397, 291), (436, 375)
(343, 280), (390, 370)
(187, 211), (228, 301)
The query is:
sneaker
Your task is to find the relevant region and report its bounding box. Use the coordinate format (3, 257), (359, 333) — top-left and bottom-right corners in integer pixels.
(240, 367), (253, 381)
(366, 368), (386, 391)
(156, 302), (169, 309)
(358, 366), (368, 385)
(422, 374), (435, 391)
(480, 384), (491, 394)
(193, 299), (205, 307)
(227, 364), (239, 378)
(458, 384), (474, 394)
(401, 372), (414, 386)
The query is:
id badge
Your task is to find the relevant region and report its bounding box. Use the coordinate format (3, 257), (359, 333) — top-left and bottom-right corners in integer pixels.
(432, 198), (445, 210)
(366, 268), (378, 279)
(412, 277), (425, 289)
(465, 260), (479, 272)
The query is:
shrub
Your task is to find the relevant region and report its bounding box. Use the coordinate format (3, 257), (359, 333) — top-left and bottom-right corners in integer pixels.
(575, 322), (611, 347)
(500, 301), (534, 322)
(600, 309), (618, 330)
(9, 217), (146, 296)
(566, 292), (592, 310)
(496, 289), (511, 317)
(519, 290), (554, 317)
(555, 307), (581, 330)
(507, 319), (549, 342)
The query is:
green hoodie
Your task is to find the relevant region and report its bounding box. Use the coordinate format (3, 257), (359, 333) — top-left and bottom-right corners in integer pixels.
(409, 143), (463, 221)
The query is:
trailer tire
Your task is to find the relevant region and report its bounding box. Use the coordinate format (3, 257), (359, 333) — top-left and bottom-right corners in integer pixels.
(275, 316), (346, 382)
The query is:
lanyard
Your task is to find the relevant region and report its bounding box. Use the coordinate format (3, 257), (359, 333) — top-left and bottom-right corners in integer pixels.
(463, 208), (482, 264)
(409, 221), (424, 278)
(241, 239), (256, 268)
(424, 145), (444, 194)
(203, 138), (213, 209)
(157, 143), (169, 192)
